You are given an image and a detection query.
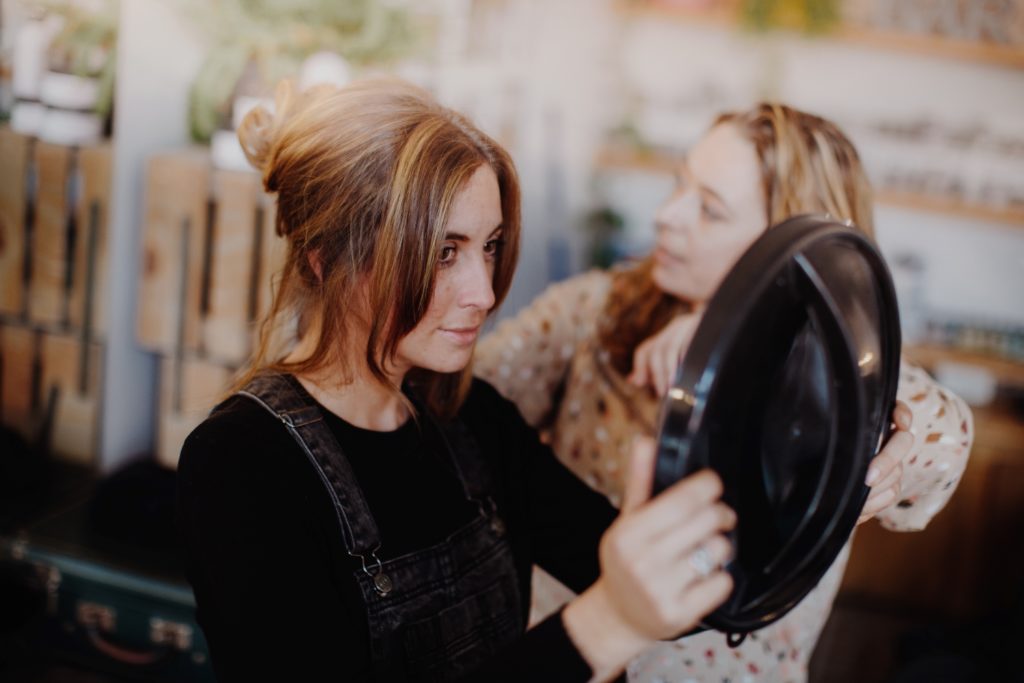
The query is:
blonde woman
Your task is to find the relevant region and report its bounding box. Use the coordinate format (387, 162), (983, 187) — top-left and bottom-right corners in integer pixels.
(475, 103), (973, 683)
(176, 78), (739, 683)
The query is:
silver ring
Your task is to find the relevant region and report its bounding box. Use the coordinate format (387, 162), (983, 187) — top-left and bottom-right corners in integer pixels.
(688, 544), (716, 579)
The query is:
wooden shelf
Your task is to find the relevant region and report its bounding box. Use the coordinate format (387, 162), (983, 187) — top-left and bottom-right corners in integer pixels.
(833, 25), (1024, 71)
(971, 399), (1024, 454)
(595, 145), (678, 173)
(617, 1), (1024, 69)
(876, 191), (1024, 229)
(615, 0), (739, 27)
(595, 146), (1024, 228)
(905, 343), (1024, 388)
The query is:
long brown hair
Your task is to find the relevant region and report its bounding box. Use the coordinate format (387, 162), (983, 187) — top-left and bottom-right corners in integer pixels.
(233, 78), (521, 418)
(600, 102), (874, 374)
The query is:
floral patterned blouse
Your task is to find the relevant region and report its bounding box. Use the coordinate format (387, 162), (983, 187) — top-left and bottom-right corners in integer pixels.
(474, 270), (974, 683)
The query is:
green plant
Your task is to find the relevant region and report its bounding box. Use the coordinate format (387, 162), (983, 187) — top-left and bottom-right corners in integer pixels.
(184, 0), (422, 143)
(36, 0), (119, 118)
(585, 206), (626, 269)
(741, 0), (839, 33)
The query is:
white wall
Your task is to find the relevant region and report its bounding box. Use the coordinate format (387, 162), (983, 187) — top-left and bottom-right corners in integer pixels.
(875, 206), (1024, 324)
(99, 0), (205, 471)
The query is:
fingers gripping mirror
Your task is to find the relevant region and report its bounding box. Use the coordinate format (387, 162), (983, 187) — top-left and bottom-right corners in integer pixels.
(653, 214), (901, 638)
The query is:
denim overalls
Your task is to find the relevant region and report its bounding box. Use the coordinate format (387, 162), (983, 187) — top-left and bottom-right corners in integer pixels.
(231, 374), (524, 682)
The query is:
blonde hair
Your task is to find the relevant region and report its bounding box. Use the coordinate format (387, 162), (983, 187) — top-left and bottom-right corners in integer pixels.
(716, 102), (874, 238)
(601, 102), (874, 374)
(234, 78), (521, 418)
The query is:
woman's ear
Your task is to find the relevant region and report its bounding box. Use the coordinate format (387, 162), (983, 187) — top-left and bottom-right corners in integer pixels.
(307, 249), (324, 282)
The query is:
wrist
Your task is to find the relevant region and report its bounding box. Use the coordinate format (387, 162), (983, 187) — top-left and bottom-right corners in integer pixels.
(562, 579), (652, 682)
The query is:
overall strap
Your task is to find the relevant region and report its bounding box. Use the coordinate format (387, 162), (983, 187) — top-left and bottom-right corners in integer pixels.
(432, 414), (495, 505)
(230, 373), (383, 561)
(406, 389), (496, 510)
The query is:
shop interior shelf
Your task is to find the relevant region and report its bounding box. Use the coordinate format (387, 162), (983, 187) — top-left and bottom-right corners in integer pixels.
(594, 146), (1024, 230)
(616, 0), (1024, 69)
(905, 343), (1024, 389)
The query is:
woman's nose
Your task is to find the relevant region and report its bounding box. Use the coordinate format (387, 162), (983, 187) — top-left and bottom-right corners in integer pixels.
(461, 257), (496, 311)
(655, 190), (699, 235)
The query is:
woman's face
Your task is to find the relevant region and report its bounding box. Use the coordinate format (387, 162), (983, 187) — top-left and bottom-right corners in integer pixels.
(651, 123), (768, 304)
(394, 164), (504, 375)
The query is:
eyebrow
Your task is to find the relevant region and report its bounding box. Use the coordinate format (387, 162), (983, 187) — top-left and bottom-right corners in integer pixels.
(677, 163), (730, 212)
(443, 225), (503, 242)
(700, 184), (728, 209)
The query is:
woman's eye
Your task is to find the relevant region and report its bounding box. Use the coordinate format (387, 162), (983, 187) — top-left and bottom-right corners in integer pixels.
(702, 202), (725, 221)
(439, 245), (456, 265)
(484, 238), (504, 257)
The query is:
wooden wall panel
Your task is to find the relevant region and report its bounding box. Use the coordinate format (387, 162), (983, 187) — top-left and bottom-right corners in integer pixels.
(0, 129), (32, 316)
(0, 324), (37, 439)
(204, 170), (260, 364)
(0, 135), (113, 466)
(29, 142), (72, 325)
(39, 331), (101, 465)
(156, 356), (232, 469)
(136, 150), (210, 354)
(70, 144), (113, 338)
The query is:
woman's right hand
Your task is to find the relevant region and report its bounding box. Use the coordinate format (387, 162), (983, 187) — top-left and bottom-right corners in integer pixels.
(563, 437), (735, 681)
(627, 313), (701, 397)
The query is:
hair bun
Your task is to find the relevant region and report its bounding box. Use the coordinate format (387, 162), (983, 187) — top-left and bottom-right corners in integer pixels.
(236, 80), (296, 193)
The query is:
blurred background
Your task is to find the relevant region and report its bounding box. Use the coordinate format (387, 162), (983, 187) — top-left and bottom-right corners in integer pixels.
(0, 0), (1021, 681)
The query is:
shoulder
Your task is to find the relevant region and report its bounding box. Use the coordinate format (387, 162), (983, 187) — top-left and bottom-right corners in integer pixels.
(896, 361), (974, 451)
(896, 362), (973, 429)
(457, 378), (536, 441)
(181, 395), (284, 454)
(177, 394), (297, 488)
(460, 377), (522, 423)
(545, 269), (612, 308)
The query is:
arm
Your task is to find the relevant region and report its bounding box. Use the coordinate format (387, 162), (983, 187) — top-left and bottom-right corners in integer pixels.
(561, 441), (735, 682)
(627, 310), (702, 397)
(176, 418), (373, 682)
(874, 362), (974, 531)
(473, 441), (735, 683)
(521, 397), (620, 593)
(475, 271), (611, 427)
(463, 381), (734, 682)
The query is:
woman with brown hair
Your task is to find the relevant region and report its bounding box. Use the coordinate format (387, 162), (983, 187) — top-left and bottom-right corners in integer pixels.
(474, 103), (973, 682)
(175, 78), (737, 683)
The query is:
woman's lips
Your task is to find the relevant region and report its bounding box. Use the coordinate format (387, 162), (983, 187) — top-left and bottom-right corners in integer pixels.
(654, 244), (685, 267)
(440, 326), (481, 346)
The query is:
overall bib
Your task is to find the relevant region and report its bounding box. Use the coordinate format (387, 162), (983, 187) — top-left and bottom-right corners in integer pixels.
(231, 374), (524, 682)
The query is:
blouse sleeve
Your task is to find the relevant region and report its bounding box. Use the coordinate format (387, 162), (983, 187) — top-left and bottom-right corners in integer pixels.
(475, 271), (611, 428)
(875, 362), (975, 532)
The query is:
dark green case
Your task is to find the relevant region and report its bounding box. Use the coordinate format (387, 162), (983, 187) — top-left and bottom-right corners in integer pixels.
(1, 497), (215, 682)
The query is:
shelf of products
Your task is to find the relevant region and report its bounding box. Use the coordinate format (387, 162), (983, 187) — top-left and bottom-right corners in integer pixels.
(832, 25), (1024, 70)
(905, 343), (1024, 389)
(595, 145), (678, 173)
(616, 0), (1024, 69)
(594, 146), (1024, 230)
(875, 191), (1024, 229)
(616, 0), (738, 27)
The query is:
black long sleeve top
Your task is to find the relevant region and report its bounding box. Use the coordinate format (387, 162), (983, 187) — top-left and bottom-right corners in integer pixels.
(175, 378), (620, 682)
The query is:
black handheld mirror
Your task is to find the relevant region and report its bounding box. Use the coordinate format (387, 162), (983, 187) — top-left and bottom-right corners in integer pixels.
(652, 214), (901, 640)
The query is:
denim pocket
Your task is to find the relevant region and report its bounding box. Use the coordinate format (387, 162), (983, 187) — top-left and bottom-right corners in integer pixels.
(401, 576), (523, 681)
